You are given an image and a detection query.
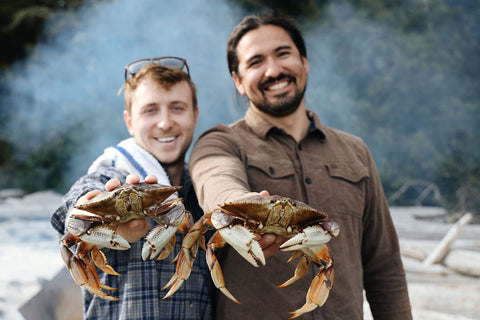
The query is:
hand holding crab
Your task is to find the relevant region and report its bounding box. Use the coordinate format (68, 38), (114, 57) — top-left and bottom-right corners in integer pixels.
(164, 194), (340, 319)
(60, 174), (193, 300)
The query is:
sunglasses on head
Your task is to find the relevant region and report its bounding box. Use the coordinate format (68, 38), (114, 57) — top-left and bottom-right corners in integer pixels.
(124, 56), (190, 81)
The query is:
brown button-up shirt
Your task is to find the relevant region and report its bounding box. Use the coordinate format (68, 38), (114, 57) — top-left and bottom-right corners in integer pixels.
(189, 108), (412, 320)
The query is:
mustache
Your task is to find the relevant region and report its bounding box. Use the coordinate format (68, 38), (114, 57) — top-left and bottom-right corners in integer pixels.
(259, 73), (296, 89)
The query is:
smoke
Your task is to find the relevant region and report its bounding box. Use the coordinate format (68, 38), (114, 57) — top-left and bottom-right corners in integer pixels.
(1, 0), (246, 184)
(1, 0), (477, 193)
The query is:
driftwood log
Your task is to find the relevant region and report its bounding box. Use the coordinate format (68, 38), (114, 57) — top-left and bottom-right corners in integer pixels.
(423, 213), (473, 265)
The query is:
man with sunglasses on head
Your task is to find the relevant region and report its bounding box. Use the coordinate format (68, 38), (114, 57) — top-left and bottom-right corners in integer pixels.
(188, 13), (412, 320)
(51, 57), (214, 320)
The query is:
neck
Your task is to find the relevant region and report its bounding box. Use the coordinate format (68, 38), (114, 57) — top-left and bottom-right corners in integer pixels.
(251, 103), (310, 142)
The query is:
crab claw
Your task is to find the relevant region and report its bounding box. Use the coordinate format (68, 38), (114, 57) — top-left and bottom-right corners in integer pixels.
(79, 226), (131, 250)
(142, 224), (178, 260)
(218, 225), (265, 267)
(280, 224), (339, 251)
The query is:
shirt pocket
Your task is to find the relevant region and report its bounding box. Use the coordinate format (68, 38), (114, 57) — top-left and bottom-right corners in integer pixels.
(326, 162), (369, 218)
(246, 154), (295, 193)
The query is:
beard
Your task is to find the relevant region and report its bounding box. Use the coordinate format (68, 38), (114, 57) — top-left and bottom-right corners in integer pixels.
(252, 74), (306, 117)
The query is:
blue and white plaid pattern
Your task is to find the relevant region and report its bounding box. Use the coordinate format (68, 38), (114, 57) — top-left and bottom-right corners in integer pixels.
(51, 167), (214, 320)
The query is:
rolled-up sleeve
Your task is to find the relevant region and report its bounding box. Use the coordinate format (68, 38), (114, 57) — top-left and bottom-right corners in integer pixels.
(189, 125), (251, 212)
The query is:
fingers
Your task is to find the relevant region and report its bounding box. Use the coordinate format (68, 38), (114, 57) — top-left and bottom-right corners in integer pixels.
(259, 190), (270, 196)
(116, 219), (150, 243)
(144, 174), (158, 184)
(125, 174), (157, 184)
(126, 174), (140, 184)
(105, 178), (121, 191)
(108, 174), (156, 188)
(255, 233), (275, 248)
(85, 190), (102, 200)
(254, 234), (288, 259)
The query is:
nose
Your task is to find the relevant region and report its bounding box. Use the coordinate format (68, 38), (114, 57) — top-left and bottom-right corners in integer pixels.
(264, 57), (282, 78)
(156, 110), (173, 131)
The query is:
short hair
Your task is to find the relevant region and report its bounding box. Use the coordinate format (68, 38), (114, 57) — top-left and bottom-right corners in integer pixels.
(227, 13), (307, 76)
(123, 64), (197, 114)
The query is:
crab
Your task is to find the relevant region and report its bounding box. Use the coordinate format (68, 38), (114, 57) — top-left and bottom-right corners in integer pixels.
(60, 182), (194, 300)
(163, 194), (340, 319)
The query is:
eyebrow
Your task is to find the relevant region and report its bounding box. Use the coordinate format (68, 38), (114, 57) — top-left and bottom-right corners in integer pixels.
(244, 45), (293, 66)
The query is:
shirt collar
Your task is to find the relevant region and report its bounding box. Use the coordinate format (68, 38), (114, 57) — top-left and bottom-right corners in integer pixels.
(245, 107), (326, 140)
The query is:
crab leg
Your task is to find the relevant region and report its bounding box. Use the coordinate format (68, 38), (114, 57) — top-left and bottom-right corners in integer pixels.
(81, 254), (120, 301)
(206, 232), (241, 304)
(289, 246), (334, 319)
(90, 246), (120, 275)
(60, 233), (119, 301)
(162, 214), (207, 299)
(278, 254), (310, 288)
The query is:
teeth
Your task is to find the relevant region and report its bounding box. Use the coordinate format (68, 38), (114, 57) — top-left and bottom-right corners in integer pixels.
(157, 137), (176, 143)
(267, 81), (288, 91)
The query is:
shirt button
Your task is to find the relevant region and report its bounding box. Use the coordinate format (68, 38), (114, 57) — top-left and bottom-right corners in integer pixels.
(269, 166), (275, 174)
(305, 177), (312, 184)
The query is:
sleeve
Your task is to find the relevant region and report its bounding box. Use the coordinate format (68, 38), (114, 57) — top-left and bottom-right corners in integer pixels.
(361, 149), (413, 319)
(189, 125), (251, 212)
(50, 167), (128, 236)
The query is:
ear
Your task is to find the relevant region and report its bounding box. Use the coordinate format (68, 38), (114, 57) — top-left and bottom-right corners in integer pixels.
(302, 56), (310, 76)
(124, 110), (134, 136)
(193, 105), (199, 125)
(232, 71), (246, 95)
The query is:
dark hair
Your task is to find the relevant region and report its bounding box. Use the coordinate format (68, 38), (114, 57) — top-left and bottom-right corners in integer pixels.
(227, 13), (307, 76)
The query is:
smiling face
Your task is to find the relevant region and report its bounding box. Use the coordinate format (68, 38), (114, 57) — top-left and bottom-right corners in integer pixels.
(124, 78), (198, 165)
(232, 25), (309, 117)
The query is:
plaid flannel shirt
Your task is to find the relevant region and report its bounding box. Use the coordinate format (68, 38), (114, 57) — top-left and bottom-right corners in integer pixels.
(51, 166), (214, 320)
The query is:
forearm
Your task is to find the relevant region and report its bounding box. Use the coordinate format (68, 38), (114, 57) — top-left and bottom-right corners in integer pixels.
(189, 127), (252, 212)
(190, 154), (250, 212)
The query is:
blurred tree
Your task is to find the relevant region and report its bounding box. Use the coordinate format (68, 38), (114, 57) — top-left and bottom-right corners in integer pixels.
(0, 0), (85, 69)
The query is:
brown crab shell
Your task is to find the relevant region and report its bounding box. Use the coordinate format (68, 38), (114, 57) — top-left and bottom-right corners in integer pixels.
(75, 182), (181, 215)
(219, 194), (327, 226)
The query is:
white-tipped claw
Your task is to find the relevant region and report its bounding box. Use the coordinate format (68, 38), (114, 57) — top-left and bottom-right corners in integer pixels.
(142, 225), (177, 260)
(218, 225), (265, 267)
(79, 227), (130, 250)
(281, 226), (333, 251)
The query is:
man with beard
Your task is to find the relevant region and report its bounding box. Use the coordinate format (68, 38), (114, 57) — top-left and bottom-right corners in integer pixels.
(188, 13), (412, 320)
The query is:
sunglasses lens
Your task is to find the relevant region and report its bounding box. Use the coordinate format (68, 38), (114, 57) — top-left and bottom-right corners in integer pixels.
(159, 58), (185, 69)
(126, 57), (187, 80)
(127, 61), (150, 76)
